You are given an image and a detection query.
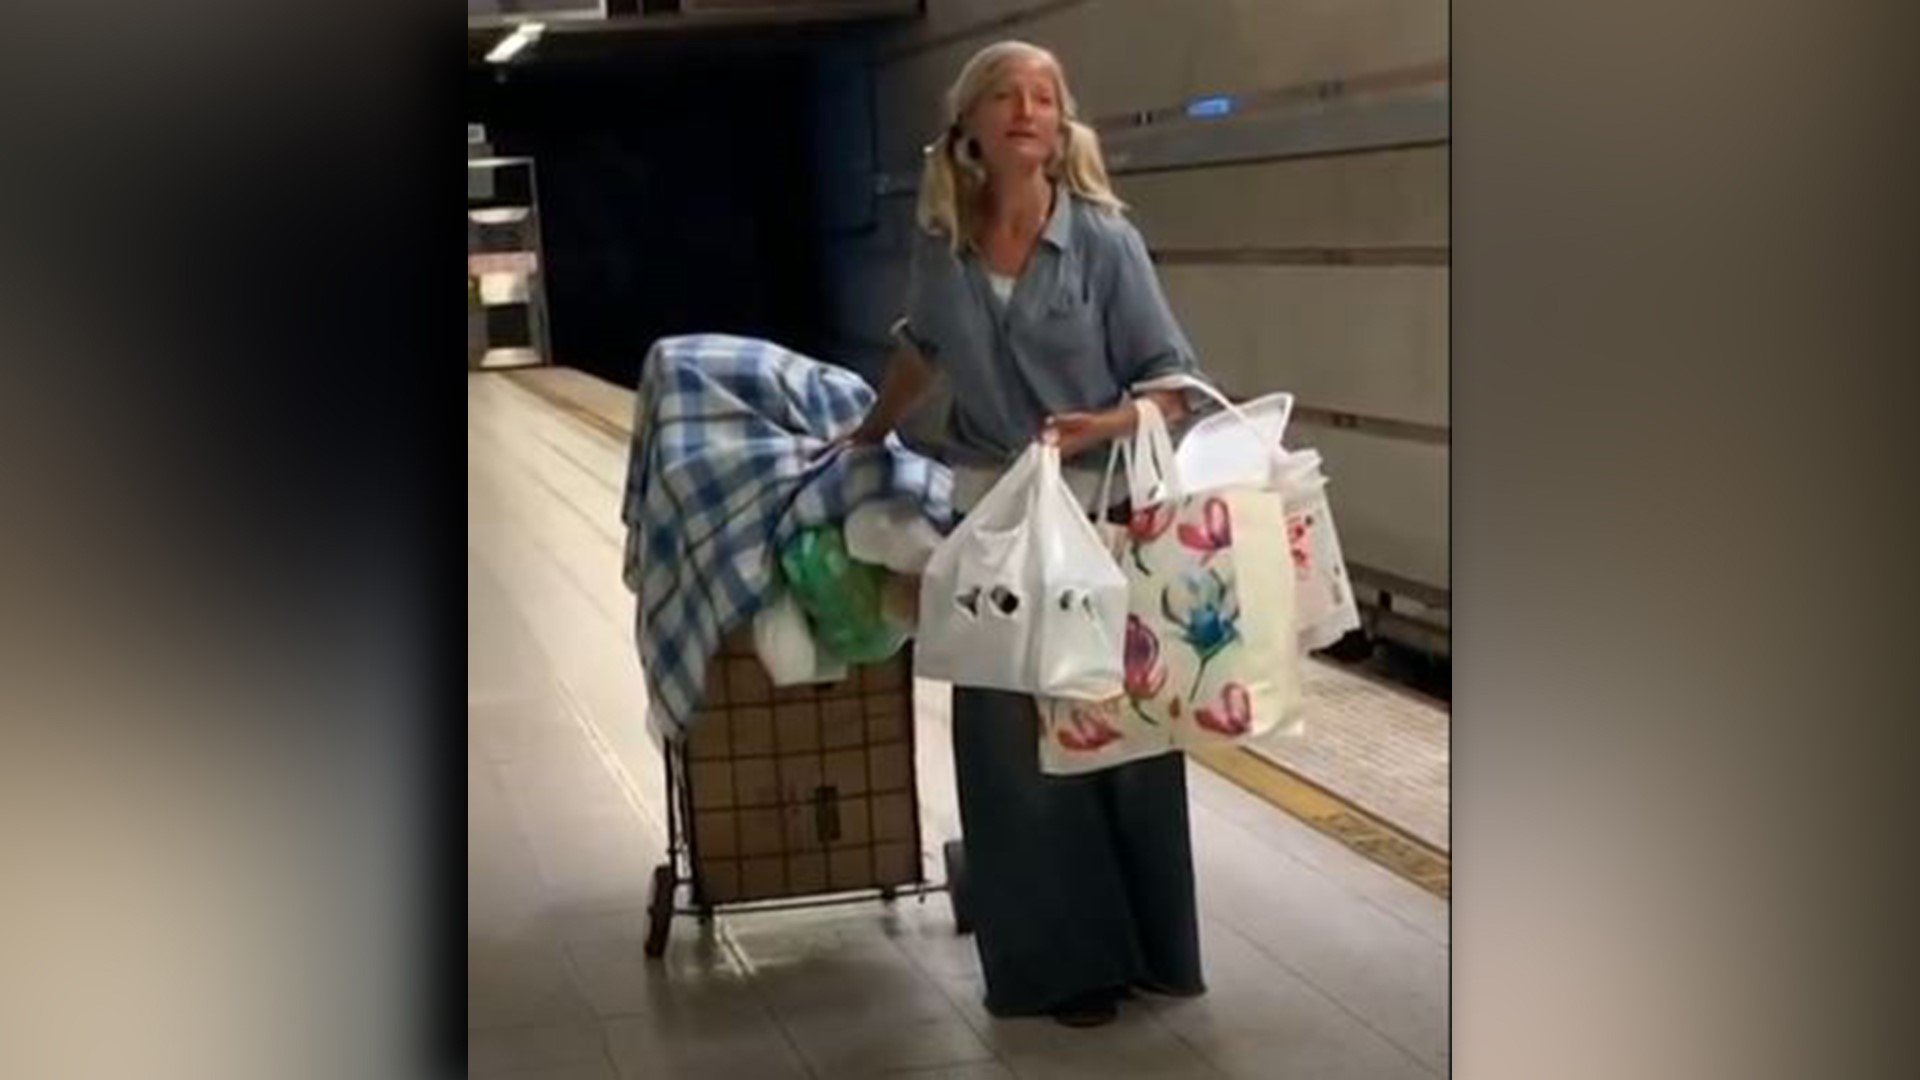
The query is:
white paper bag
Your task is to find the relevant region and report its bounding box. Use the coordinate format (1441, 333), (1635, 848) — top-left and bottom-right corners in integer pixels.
(915, 440), (1128, 699)
(1275, 452), (1362, 651)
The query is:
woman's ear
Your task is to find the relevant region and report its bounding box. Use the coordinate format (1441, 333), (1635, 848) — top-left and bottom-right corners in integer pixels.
(948, 124), (975, 162)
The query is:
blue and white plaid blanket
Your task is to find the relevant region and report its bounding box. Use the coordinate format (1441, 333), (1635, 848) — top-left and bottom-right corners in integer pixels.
(621, 334), (954, 740)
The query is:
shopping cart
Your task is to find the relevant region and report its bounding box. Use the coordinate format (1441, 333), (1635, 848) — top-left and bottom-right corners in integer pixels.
(644, 630), (971, 956)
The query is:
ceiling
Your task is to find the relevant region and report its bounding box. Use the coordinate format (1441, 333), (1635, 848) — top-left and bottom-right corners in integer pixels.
(466, 0), (920, 68)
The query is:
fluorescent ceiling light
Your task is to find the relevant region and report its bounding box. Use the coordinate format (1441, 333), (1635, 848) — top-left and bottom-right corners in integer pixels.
(485, 22), (545, 65)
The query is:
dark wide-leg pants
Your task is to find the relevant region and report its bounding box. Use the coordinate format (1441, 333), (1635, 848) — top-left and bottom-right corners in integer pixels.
(950, 685), (1206, 1017)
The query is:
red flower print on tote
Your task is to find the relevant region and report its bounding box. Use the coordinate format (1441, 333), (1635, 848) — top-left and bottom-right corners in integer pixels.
(1287, 513), (1313, 572)
(1130, 503), (1176, 545)
(1177, 498), (1232, 564)
(1058, 703), (1123, 752)
(1194, 683), (1253, 736)
(1124, 615), (1168, 724)
(1128, 503), (1176, 573)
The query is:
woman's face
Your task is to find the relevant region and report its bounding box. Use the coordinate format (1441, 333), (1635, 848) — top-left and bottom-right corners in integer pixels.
(966, 55), (1064, 175)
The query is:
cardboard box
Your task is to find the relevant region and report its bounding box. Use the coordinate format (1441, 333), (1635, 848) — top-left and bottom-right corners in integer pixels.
(737, 808), (785, 857)
(688, 761), (734, 810)
(861, 657), (909, 694)
(820, 699), (866, 750)
(732, 757), (780, 808)
(866, 699), (910, 745)
(874, 842), (918, 884)
(740, 856), (786, 898)
(687, 712), (730, 760)
(786, 852), (829, 894)
(829, 846), (875, 891)
(822, 749), (870, 797)
(730, 706), (776, 757)
(871, 793), (915, 844)
(681, 646), (922, 903)
(773, 702), (822, 754)
(698, 810), (740, 858)
(870, 743), (912, 794)
(783, 803), (826, 853)
(777, 754), (823, 804)
(831, 796), (872, 847)
(724, 658), (773, 706)
(717, 627), (757, 658)
(699, 859), (742, 904)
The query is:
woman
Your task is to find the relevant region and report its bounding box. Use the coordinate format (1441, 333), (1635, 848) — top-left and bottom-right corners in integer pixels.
(843, 41), (1209, 1028)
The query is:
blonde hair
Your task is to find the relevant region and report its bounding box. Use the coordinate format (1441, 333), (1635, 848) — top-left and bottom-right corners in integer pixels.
(916, 40), (1124, 250)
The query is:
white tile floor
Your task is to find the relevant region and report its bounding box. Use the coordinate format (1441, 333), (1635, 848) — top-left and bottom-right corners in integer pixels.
(1249, 660), (1451, 851)
(469, 373), (1449, 1078)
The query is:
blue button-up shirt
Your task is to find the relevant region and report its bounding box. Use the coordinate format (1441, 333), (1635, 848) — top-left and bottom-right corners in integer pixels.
(899, 186), (1202, 467)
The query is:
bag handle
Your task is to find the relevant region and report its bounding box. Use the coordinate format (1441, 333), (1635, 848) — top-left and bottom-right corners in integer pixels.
(962, 439), (1048, 533)
(1092, 392), (1218, 514)
(1091, 397), (1134, 517)
(1132, 373), (1294, 482)
(1137, 395), (1181, 505)
(1088, 376), (1286, 515)
(1095, 438), (1123, 521)
(1028, 439), (1062, 517)
(1131, 372), (1294, 464)
(1103, 395), (1182, 510)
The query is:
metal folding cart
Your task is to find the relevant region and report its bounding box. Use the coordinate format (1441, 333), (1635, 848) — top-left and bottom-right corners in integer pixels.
(643, 629), (970, 957)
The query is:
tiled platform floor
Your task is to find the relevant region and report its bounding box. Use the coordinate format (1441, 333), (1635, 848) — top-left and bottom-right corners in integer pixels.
(1248, 661), (1450, 851)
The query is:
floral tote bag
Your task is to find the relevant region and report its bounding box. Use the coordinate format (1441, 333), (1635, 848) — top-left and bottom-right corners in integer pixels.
(1036, 397), (1303, 775)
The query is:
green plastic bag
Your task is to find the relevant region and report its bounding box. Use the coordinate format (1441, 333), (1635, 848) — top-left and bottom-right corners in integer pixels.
(777, 525), (907, 665)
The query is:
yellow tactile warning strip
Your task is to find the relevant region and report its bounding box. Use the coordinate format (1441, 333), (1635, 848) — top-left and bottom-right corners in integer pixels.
(491, 367), (1451, 900)
(1190, 745), (1450, 899)
(1254, 660), (1450, 852)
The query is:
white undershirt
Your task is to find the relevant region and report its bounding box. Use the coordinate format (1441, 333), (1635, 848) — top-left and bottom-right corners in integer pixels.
(987, 272), (1015, 303)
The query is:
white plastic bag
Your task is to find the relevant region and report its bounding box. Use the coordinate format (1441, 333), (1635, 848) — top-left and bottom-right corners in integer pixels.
(843, 499), (943, 575)
(915, 440), (1128, 699)
(753, 587), (849, 686)
(1172, 391), (1293, 494)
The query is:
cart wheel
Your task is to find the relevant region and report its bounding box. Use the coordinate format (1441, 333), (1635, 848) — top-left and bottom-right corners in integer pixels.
(644, 864), (675, 959)
(879, 885), (898, 904)
(942, 840), (972, 935)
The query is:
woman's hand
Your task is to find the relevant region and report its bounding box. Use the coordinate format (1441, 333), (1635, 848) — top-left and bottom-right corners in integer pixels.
(1044, 387), (1189, 458)
(815, 343), (937, 459)
(842, 413), (895, 447)
(814, 413), (891, 459)
(1042, 402), (1137, 459)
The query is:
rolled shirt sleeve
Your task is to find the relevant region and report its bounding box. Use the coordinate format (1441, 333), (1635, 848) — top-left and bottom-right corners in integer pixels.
(1102, 218), (1200, 387)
